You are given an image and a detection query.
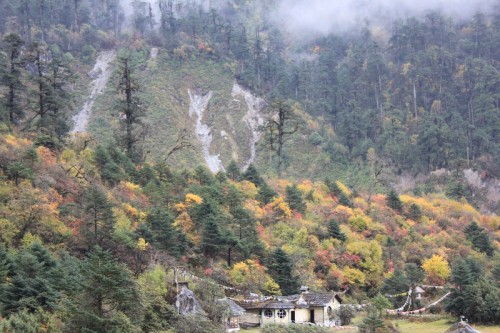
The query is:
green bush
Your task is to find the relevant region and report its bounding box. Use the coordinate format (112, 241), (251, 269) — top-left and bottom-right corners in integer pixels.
(262, 323), (329, 333)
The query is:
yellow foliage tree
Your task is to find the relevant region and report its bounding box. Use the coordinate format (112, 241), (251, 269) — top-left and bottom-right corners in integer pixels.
(422, 254), (450, 285)
(267, 197), (292, 222)
(230, 260), (280, 295)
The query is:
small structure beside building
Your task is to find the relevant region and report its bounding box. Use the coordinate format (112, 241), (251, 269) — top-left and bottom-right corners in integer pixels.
(236, 287), (342, 327)
(414, 286), (425, 300)
(218, 298), (246, 332)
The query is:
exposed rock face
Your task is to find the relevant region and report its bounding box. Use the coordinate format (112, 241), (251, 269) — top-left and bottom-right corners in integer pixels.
(175, 286), (206, 316)
(72, 51), (115, 133)
(445, 322), (481, 333)
(231, 82), (266, 170)
(188, 89), (225, 173)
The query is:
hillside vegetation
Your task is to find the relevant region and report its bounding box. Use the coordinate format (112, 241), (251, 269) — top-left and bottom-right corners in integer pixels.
(0, 0), (498, 332)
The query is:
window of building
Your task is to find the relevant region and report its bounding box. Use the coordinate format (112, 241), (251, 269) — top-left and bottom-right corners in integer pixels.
(264, 309), (273, 318)
(327, 306), (333, 315)
(277, 309), (287, 318)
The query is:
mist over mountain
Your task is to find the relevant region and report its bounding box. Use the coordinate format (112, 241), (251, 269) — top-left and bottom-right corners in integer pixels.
(273, 0), (496, 36)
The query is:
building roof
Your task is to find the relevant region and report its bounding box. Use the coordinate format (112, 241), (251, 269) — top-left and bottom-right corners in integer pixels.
(235, 292), (342, 310)
(301, 292), (341, 306)
(219, 299), (246, 316)
(414, 286), (425, 294)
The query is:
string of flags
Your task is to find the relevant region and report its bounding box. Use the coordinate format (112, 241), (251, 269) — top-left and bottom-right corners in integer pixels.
(386, 291), (451, 316)
(384, 291), (409, 298)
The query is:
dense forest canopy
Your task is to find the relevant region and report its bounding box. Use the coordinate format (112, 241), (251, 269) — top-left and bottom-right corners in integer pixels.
(0, 0), (498, 332)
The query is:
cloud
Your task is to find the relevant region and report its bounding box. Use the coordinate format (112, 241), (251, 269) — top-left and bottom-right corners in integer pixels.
(272, 0), (495, 36)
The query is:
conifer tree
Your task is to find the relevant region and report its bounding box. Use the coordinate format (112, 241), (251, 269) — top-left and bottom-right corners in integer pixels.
(241, 164), (263, 187)
(82, 186), (115, 249)
(257, 181), (277, 205)
(285, 184), (306, 214)
(327, 219), (346, 242)
(1, 242), (59, 315)
(226, 160), (240, 181)
(117, 54), (146, 163)
(1, 33), (25, 124)
(338, 192), (353, 208)
(267, 248), (299, 295)
(386, 189), (403, 212)
(66, 246), (141, 332)
(464, 222), (494, 256)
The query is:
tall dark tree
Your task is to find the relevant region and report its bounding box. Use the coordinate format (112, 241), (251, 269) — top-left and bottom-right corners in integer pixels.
(1, 242), (60, 315)
(285, 184), (306, 214)
(66, 246), (142, 332)
(327, 219), (346, 242)
(1, 33), (25, 124)
(117, 55), (146, 163)
(261, 100), (299, 175)
(82, 186), (115, 249)
(267, 248), (299, 295)
(386, 189), (403, 212)
(464, 222), (494, 256)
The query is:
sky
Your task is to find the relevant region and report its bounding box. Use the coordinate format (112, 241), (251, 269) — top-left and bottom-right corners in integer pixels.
(272, 0), (496, 36)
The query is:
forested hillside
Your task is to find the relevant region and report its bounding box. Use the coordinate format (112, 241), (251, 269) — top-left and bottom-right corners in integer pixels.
(0, 0), (498, 332)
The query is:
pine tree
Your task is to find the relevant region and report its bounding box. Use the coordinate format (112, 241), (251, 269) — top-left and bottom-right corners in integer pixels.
(386, 189), (403, 212)
(1, 33), (25, 124)
(117, 54), (146, 163)
(464, 222), (494, 256)
(338, 192), (353, 208)
(257, 181), (277, 205)
(285, 184), (306, 214)
(1, 242), (60, 315)
(66, 247), (141, 332)
(325, 178), (341, 197)
(261, 100), (299, 175)
(327, 219), (346, 242)
(146, 207), (184, 256)
(241, 164), (263, 187)
(358, 310), (385, 333)
(201, 215), (224, 257)
(407, 203), (422, 221)
(226, 160), (240, 181)
(267, 248), (299, 295)
(82, 186), (115, 249)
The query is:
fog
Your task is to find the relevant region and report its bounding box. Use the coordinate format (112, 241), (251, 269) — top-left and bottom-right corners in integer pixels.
(272, 0), (496, 36)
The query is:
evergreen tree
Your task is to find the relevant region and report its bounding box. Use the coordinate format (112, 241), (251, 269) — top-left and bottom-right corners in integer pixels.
(82, 186), (115, 249)
(0, 308), (61, 333)
(338, 192), (353, 208)
(116, 54), (146, 163)
(381, 268), (408, 294)
(407, 203), (422, 221)
(386, 189), (403, 212)
(257, 181), (277, 205)
(201, 215), (225, 257)
(325, 178), (341, 197)
(226, 160), (240, 181)
(241, 164), (263, 187)
(145, 207), (184, 256)
(1, 242), (59, 315)
(267, 248), (299, 295)
(327, 219), (346, 242)
(1, 33), (25, 124)
(66, 247), (141, 332)
(358, 310), (385, 333)
(461, 279), (500, 324)
(464, 222), (494, 256)
(285, 184), (306, 214)
(261, 100), (299, 175)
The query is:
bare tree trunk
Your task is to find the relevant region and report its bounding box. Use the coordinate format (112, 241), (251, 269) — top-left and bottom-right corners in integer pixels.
(412, 80), (418, 118)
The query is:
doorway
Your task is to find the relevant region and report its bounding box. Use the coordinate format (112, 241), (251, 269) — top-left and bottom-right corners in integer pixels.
(291, 310), (295, 323)
(310, 309), (315, 323)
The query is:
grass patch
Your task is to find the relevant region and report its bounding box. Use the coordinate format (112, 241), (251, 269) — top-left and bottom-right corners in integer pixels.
(392, 318), (500, 333)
